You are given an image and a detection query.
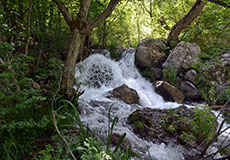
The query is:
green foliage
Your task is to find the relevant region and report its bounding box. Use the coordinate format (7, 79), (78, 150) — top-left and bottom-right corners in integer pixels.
(181, 2), (230, 58)
(163, 65), (178, 86)
(0, 55), (53, 160)
(33, 144), (54, 160)
(191, 105), (216, 144)
(108, 44), (121, 61)
(192, 62), (230, 105)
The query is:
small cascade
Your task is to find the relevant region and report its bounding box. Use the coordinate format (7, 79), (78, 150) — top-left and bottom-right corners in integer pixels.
(75, 49), (230, 160)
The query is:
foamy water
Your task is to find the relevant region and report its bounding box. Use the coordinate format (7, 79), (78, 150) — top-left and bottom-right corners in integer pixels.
(75, 49), (230, 159)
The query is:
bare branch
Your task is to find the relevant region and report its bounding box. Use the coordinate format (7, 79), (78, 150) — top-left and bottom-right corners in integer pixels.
(167, 0), (206, 44)
(77, 0), (92, 21)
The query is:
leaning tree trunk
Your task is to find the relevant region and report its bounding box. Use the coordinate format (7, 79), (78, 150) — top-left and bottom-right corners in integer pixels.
(167, 0), (206, 47)
(63, 28), (86, 94)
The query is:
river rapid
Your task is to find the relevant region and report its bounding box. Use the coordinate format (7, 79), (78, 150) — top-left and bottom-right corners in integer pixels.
(75, 48), (229, 160)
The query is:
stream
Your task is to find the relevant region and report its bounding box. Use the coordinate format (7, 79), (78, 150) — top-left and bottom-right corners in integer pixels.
(75, 48), (230, 160)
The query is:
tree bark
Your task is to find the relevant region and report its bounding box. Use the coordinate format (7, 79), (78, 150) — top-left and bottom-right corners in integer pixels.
(63, 28), (86, 94)
(167, 0), (206, 46)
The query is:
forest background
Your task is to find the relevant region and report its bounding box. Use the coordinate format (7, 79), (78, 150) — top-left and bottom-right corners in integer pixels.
(0, 0), (230, 159)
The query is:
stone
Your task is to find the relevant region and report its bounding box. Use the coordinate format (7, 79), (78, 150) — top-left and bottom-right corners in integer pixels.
(180, 81), (201, 100)
(127, 106), (193, 142)
(184, 69), (198, 84)
(200, 52), (230, 85)
(135, 38), (167, 70)
(107, 84), (139, 104)
(155, 81), (184, 102)
(162, 42), (200, 74)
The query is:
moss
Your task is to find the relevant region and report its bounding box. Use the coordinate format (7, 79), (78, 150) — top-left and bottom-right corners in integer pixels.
(132, 121), (145, 133)
(142, 70), (153, 80)
(129, 113), (140, 122)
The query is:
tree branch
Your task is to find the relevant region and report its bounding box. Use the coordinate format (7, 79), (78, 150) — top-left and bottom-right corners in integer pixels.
(53, 0), (75, 30)
(206, 0), (230, 8)
(77, 0), (92, 21)
(88, 0), (121, 31)
(167, 0), (206, 44)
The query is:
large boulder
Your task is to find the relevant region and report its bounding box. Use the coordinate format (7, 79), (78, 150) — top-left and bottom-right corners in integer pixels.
(155, 81), (184, 102)
(107, 84), (139, 104)
(180, 81), (201, 100)
(162, 42), (200, 74)
(135, 39), (167, 70)
(127, 106), (218, 159)
(127, 106), (194, 142)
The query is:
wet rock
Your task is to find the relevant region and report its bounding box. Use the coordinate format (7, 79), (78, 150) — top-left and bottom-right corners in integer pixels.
(155, 81), (184, 102)
(180, 81), (201, 100)
(127, 106), (193, 142)
(135, 38), (167, 70)
(162, 42), (200, 74)
(184, 69), (198, 84)
(107, 84), (139, 104)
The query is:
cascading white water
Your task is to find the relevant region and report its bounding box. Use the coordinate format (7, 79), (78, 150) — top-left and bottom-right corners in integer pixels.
(75, 49), (230, 160)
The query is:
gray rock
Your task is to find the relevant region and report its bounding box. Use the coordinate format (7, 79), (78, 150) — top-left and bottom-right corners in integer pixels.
(135, 38), (167, 70)
(127, 106), (194, 142)
(184, 69), (198, 84)
(180, 81), (201, 100)
(107, 84), (139, 104)
(155, 81), (184, 102)
(162, 42), (200, 74)
(200, 52), (230, 85)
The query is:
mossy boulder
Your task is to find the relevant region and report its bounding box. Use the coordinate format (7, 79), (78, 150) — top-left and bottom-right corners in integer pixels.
(127, 106), (194, 143)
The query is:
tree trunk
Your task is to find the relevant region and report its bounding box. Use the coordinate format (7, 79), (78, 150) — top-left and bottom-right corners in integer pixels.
(63, 28), (86, 95)
(53, 0), (121, 96)
(167, 0), (206, 46)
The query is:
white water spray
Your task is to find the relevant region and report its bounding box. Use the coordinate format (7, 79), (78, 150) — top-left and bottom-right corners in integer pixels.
(75, 49), (230, 160)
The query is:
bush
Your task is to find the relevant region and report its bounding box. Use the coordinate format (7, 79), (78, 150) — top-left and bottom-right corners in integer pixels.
(0, 53), (63, 160)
